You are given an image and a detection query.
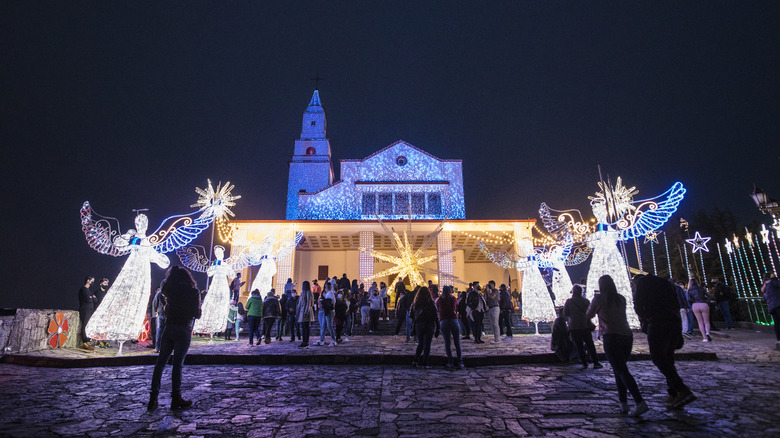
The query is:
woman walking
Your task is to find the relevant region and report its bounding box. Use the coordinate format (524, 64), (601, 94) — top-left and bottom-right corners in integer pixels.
(586, 275), (647, 417)
(148, 266), (201, 411)
(688, 279), (712, 342)
(296, 281), (315, 348)
(437, 285), (464, 368)
(411, 286), (438, 368)
(245, 289), (263, 345)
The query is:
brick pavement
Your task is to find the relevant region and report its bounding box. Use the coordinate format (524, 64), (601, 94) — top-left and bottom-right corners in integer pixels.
(0, 325), (779, 437)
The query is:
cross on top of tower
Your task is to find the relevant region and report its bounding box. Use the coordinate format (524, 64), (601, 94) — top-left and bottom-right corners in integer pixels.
(310, 72), (324, 90)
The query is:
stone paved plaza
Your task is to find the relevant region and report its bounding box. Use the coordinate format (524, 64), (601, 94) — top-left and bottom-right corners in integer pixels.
(1, 326), (779, 437)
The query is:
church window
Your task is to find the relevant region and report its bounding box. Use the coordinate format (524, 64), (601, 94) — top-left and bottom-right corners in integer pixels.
(311, 121), (316, 126)
(411, 194), (425, 215)
(362, 194), (376, 215)
(395, 193), (409, 215)
(378, 193), (393, 215)
(396, 156), (408, 166)
(427, 193), (442, 216)
(306, 147), (316, 155)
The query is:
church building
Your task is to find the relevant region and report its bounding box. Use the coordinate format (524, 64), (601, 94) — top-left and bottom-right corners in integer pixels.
(232, 90), (534, 300)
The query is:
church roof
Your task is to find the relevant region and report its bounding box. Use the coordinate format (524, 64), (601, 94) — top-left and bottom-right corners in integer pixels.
(305, 90), (323, 113)
(341, 140), (461, 163)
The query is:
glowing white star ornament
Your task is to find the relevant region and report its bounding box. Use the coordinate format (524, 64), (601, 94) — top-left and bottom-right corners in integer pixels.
(760, 224), (770, 244)
(724, 239), (733, 254)
(685, 231), (711, 253)
(644, 231), (660, 244)
(744, 228), (754, 247)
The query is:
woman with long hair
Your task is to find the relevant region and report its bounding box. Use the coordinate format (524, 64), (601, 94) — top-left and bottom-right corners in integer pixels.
(149, 265), (201, 411)
(437, 285), (464, 368)
(296, 280), (316, 348)
(586, 275), (647, 417)
(687, 278), (712, 342)
(410, 286), (438, 368)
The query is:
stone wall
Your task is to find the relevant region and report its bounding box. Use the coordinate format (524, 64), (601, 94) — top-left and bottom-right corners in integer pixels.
(0, 309), (81, 354)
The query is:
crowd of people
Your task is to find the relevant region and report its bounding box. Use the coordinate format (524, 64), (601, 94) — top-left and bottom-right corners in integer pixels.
(77, 265), (780, 415)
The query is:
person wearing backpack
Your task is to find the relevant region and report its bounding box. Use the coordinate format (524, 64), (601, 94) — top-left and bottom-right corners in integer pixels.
(563, 284), (602, 369)
(261, 289), (281, 344)
(315, 282), (337, 346)
(411, 286), (439, 368)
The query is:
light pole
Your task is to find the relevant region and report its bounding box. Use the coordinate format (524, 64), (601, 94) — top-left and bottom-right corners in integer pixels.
(750, 185), (780, 231)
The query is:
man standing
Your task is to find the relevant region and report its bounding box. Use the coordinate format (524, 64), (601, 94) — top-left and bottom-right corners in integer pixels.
(467, 282), (486, 344)
(230, 273), (245, 303)
(312, 279), (322, 312)
(78, 276), (96, 351)
(634, 274), (697, 409)
(93, 278), (110, 348)
(712, 279), (735, 330)
(151, 286), (166, 352)
(485, 280), (501, 344)
(498, 284), (514, 338)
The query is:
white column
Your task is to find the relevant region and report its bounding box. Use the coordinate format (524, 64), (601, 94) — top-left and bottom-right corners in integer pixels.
(437, 229), (454, 286)
(513, 223), (532, 291)
(359, 231), (374, 284)
(275, 228), (296, 293)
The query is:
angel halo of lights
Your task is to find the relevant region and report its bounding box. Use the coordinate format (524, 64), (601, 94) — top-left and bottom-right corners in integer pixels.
(80, 194), (218, 355)
(192, 179), (241, 243)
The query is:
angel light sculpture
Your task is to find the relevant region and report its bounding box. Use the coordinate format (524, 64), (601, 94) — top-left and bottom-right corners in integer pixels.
(516, 241), (558, 334)
(539, 177), (685, 329)
(176, 244), (257, 341)
(81, 201), (215, 355)
(249, 231), (304, 299)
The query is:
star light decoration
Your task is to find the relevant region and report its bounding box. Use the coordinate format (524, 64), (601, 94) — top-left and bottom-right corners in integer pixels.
(744, 228), (754, 247)
(685, 231), (711, 253)
(644, 230), (660, 244)
(356, 217), (456, 290)
(760, 224), (770, 244)
(192, 180), (241, 242)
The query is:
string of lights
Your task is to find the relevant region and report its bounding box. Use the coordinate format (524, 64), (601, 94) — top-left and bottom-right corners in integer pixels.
(750, 236), (769, 277)
(650, 240), (657, 275)
(771, 231), (780, 276)
(726, 244), (750, 321)
(734, 241), (763, 323)
(716, 242), (728, 286)
(699, 251), (706, 284)
(663, 233), (672, 279)
(682, 245), (691, 279)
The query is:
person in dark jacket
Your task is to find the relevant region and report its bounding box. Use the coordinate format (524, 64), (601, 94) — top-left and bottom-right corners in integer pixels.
(457, 290), (472, 339)
(78, 276), (96, 350)
(563, 285), (602, 369)
(410, 286), (438, 368)
(394, 287), (409, 339)
(467, 283), (486, 344)
(762, 273), (780, 347)
(262, 289), (281, 344)
(437, 286), (463, 368)
(286, 289), (300, 342)
(712, 279), (735, 330)
(149, 266), (201, 411)
(498, 284), (514, 338)
(277, 290), (289, 340)
(634, 274), (697, 410)
(338, 273), (351, 291)
(334, 292), (348, 343)
(245, 289), (263, 345)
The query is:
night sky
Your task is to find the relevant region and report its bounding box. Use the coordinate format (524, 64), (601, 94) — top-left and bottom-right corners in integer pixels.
(2, 3), (779, 310)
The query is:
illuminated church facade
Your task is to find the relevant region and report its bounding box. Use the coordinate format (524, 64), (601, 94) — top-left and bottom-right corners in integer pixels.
(233, 90), (534, 299)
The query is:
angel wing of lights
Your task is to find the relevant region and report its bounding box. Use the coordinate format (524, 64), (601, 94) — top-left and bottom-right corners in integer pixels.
(615, 182), (686, 241)
(175, 245), (212, 273)
(148, 210), (216, 254)
(80, 202), (131, 257)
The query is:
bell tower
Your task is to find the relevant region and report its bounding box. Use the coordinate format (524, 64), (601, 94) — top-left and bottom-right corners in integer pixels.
(285, 90), (335, 219)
